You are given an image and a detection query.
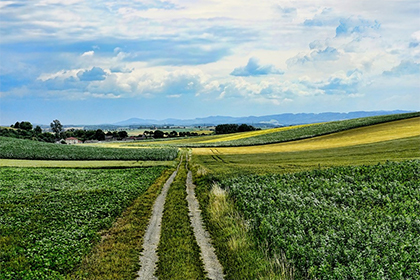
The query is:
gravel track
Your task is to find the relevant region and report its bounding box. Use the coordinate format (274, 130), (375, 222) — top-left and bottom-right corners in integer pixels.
(137, 154), (224, 279)
(136, 159), (182, 280)
(186, 158), (225, 279)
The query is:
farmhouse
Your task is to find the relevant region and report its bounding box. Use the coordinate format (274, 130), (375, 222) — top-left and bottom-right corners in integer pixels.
(65, 137), (82, 144)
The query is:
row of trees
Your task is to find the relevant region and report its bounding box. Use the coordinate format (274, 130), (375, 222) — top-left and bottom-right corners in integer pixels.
(4, 121), (56, 142)
(215, 124), (260, 134)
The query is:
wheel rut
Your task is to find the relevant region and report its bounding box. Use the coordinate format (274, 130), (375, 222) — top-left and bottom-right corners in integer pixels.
(137, 153), (224, 279)
(136, 158), (182, 280)
(185, 155), (225, 280)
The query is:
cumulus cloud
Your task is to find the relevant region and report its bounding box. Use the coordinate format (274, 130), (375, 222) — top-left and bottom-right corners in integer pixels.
(320, 69), (363, 95)
(230, 57), (284, 76)
(77, 67), (107, 81)
(383, 61), (420, 77)
(287, 47), (340, 66)
(335, 17), (380, 37)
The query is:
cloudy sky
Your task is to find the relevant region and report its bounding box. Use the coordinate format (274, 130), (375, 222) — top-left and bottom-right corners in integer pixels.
(1, 0), (419, 125)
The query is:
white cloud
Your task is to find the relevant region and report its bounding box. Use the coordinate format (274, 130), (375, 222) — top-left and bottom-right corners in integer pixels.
(81, 51), (94, 57)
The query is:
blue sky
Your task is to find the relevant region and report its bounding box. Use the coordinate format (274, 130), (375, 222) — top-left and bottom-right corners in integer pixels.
(1, 0), (419, 125)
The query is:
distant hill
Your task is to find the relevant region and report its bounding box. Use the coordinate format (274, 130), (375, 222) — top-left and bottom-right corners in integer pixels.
(114, 110), (413, 127)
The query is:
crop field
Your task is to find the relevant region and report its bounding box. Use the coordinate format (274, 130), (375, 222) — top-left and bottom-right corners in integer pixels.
(0, 136), (178, 161)
(103, 112), (419, 149)
(217, 161), (420, 279)
(0, 166), (165, 279)
(0, 159), (175, 168)
(189, 112), (420, 147)
(1, 112), (419, 280)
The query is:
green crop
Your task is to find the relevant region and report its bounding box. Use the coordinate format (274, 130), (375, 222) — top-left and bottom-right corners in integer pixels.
(0, 136), (178, 161)
(219, 160), (420, 279)
(0, 167), (165, 279)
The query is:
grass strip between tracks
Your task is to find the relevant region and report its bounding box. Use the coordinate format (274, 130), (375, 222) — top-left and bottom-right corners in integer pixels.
(155, 153), (207, 279)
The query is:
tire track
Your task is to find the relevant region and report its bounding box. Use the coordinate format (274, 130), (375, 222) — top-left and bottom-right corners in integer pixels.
(186, 154), (225, 280)
(136, 157), (182, 280)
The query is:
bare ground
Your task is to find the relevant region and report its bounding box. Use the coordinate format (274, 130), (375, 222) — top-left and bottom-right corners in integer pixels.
(136, 159), (181, 280)
(186, 166), (225, 279)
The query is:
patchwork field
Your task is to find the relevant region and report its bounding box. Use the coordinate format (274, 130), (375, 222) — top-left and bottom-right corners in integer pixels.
(1, 112), (419, 279)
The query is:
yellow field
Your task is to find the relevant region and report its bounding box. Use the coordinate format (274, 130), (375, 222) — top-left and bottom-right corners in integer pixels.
(195, 123), (315, 143)
(193, 117), (420, 155)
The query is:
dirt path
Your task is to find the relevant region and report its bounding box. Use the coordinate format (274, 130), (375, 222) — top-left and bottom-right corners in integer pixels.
(136, 159), (182, 280)
(186, 159), (225, 279)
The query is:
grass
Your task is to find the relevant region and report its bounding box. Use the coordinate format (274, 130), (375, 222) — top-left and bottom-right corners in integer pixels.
(155, 153), (206, 279)
(193, 174), (295, 280)
(68, 168), (175, 280)
(0, 166), (166, 279)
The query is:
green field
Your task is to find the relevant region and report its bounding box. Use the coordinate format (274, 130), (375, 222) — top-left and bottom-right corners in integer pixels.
(1, 112), (419, 279)
(0, 136), (178, 161)
(218, 161), (419, 279)
(0, 167), (165, 279)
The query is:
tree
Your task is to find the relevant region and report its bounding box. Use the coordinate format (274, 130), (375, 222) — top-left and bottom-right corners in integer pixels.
(94, 129), (106, 141)
(19, 121), (33, 131)
(50, 119), (63, 139)
(13, 121), (20, 129)
(153, 130), (164, 138)
(118, 130), (128, 139)
(34, 126), (42, 134)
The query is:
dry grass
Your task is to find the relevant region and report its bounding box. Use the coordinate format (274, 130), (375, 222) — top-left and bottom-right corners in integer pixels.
(193, 117), (420, 155)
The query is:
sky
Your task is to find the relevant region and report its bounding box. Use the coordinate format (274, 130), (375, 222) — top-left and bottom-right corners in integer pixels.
(1, 0), (419, 125)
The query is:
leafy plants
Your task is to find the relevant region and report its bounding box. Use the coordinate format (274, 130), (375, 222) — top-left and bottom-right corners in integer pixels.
(0, 167), (165, 279)
(218, 161), (420, 279)
(0, 136), (178, 161)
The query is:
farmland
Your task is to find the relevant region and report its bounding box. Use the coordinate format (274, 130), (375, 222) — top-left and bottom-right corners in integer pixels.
(0, 136), (178, 161)
(1, 112), (419, 279)
(217, 161), (420, 279)
(0, 167), (166, 279)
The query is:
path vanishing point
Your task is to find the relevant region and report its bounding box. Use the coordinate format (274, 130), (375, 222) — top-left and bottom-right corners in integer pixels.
(137, 155), (224, 279)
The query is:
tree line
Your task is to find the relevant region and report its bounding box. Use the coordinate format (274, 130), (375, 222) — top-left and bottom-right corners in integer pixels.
(215, 124), (260, 134)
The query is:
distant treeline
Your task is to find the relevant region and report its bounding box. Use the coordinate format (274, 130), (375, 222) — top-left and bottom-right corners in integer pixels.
(2, 121), (130, 143)
(215, 124), (260, 134)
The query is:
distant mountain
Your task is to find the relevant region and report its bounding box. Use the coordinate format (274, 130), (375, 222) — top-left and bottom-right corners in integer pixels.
(113, 110), (413, 127)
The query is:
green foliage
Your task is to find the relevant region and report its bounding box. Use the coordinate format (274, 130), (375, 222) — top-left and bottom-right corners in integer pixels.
(0, 127), (55, 143)
(215, 123), (258, 134)
(219, 161), (420, 279)
(0, 136), (178, 161)
(0, 167), (166, 279)
(153, 130), (165, 139)
(50, 119), (63, 138)
(191, 112), (420, 147)
(69, 168), (175, 280)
